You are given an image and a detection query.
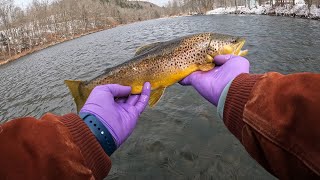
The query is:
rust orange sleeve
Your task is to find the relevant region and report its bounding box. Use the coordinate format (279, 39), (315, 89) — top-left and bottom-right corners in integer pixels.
(0, 113), (111, 180)
(223, 73), (320, 179)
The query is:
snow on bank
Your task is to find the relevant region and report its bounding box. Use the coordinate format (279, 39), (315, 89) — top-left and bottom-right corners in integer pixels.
(206, 4), (320, 19)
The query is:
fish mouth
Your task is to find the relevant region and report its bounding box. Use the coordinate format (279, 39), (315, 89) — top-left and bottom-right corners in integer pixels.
(209, 37), (248, 57)
(206, 37), (248, 63)
(233, 38), (248, 56)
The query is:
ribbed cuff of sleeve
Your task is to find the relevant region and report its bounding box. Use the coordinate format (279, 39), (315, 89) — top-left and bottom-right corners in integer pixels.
(217, 79), (234, 120)
(59, 113), (111, 180)
(223, 73), (262, 143)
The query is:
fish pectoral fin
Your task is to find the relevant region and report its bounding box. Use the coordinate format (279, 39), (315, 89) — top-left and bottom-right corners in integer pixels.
(239, 49), (248, 56)
(219, 45), (233, 55)
(135, 42), (163, 56)
(149, 87), (166, 107)
(198, 63), (215, 71)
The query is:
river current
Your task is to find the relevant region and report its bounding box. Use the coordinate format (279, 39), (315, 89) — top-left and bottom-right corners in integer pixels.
(1, 15), (319, 179)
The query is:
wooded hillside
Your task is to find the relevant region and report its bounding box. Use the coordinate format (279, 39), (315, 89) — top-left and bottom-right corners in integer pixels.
(0, 0), (165, 62)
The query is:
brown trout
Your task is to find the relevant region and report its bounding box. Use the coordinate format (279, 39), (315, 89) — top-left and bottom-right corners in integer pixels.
(65, 32), (248, 112)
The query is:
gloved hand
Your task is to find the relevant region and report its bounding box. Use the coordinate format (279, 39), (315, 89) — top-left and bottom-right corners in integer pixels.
(180, 55), (249, 106)
(80, 82), (151, 147)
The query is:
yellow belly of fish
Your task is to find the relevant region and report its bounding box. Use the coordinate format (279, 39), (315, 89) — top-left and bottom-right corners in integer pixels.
(130, 63), (214, 107)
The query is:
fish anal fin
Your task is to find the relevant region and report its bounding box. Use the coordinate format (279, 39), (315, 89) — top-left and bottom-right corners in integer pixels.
(135, 42), (163, 56)
(149, 87), (166, 107)
(198, 63), (215, 71)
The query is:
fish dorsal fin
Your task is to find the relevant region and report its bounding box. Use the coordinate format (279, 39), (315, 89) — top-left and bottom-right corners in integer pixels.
(135, 42), (163, 56)
(104, 67), (113, 73)
(149, 87), (166, 107)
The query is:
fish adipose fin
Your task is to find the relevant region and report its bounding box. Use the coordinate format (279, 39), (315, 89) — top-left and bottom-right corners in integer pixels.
(135, 42), (163, 56)
(149, 87), (166, 107)
(64, 80), (90, 113)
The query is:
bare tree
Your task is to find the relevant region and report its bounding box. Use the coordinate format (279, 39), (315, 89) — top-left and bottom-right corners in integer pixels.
(0, 0), (166, 62)
(0, 0), (14, 57)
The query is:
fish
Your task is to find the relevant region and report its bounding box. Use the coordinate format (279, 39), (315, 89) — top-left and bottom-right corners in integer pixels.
(65, 32), (248, 112)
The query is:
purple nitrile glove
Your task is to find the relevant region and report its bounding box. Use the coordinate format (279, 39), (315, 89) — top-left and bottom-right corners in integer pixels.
(180, 55), (250, 106)
(80, 82), (151, 147)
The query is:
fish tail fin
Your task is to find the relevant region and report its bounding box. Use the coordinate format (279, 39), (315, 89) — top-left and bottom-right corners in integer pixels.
(64, 80), (89, 113)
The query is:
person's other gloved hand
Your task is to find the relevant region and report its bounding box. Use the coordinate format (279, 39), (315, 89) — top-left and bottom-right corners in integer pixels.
(80, 82), (151, 147)
(180, 55), (249, 106)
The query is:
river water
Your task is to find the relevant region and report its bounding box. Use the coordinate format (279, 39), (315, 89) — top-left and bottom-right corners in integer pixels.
(1, 15), (319, 179)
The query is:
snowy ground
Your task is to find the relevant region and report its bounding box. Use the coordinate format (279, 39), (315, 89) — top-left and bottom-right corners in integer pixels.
(206, 1), (320, 19)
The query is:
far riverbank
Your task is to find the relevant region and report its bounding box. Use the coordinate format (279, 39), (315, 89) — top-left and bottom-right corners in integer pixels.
(0, 27), (116, 66)
(206, 4), (320, 20)
(1, 6), (318, 67)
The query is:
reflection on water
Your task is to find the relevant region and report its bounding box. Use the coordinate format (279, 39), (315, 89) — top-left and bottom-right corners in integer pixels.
(1, 15), (319, 179)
